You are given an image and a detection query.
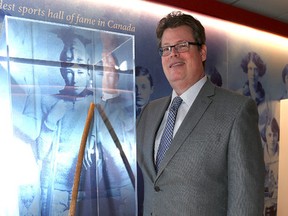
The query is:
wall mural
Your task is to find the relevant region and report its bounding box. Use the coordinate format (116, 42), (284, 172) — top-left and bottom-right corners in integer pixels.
(0, 0), (287, 215)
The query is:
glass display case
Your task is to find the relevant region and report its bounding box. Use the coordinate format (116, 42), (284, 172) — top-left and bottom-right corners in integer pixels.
(0, 16), (136, 216)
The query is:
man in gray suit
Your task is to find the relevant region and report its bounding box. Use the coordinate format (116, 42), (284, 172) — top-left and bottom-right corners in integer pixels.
(137, 11), (264, 216)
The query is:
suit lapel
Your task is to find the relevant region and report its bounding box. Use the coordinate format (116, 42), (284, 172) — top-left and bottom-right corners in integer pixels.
(156, 81), (215, 177)
(142, 96), (171, 178)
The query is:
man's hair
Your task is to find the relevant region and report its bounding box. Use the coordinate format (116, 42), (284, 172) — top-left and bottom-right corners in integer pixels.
(156, 11), (206, 48)
(135, 66), (154, 87)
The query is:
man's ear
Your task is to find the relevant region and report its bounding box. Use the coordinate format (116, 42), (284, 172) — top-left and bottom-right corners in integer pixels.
(200, 44), (207, 61)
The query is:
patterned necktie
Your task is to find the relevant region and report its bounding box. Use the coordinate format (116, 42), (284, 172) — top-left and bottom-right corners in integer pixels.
(156, 96), (183, 172)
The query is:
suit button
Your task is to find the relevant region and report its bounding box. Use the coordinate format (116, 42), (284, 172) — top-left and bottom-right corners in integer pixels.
(154, 186), (160, 192)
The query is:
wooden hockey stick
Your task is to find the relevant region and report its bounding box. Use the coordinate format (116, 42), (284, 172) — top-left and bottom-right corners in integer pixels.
(69, 102), (95, 216)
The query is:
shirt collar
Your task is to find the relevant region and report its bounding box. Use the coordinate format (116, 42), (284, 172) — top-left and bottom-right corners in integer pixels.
(171, 75), (207, 108)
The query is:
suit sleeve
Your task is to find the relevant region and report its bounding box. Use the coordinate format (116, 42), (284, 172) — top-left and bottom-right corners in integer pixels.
(227, 98), (265, 216)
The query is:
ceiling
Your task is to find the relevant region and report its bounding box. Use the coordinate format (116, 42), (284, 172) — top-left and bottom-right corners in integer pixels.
(217, 0), (288, 24)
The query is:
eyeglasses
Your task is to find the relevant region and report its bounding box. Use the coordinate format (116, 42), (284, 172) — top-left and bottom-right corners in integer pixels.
(159, 41), (202, 57)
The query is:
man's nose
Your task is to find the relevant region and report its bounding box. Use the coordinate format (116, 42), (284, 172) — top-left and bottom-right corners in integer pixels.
(170, 47), (180, 56)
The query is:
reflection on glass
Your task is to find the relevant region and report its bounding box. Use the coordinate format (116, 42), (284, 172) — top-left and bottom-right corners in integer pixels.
(0, 16), (136, 216)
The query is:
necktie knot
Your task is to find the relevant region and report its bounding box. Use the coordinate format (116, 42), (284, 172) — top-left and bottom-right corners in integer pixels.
(170, 96), (183, 112)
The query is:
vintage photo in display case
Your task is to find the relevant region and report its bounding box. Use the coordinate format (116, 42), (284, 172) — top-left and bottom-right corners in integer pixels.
(0, 16), (136, 216)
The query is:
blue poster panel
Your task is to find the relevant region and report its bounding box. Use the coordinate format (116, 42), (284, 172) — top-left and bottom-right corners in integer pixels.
(0, 0), (288, 215)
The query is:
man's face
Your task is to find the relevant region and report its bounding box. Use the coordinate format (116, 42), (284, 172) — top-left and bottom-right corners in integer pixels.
(160, 25), (206, 94)
(136, 75), (153, 107)
(60, 37), (89, 95)
(101, 53), (119, 94)
(266, 124), (278, 154)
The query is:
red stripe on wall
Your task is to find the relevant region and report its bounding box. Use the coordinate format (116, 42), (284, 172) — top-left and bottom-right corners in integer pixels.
(146, 0), (288, 38)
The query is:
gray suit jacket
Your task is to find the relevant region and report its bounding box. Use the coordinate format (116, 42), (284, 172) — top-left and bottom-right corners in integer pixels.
(137, 80), (264, 216)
